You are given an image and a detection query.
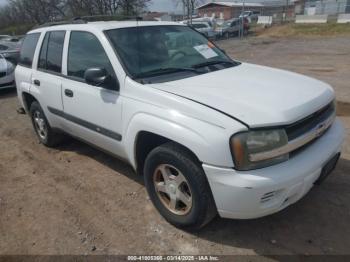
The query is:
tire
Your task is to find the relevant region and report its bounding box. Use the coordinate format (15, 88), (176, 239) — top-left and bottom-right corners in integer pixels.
(29, 101), (63, 147)
(144, 142), (217, 229)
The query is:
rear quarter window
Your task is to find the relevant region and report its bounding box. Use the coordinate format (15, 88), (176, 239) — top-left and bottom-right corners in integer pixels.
(19, 33), (41, 68)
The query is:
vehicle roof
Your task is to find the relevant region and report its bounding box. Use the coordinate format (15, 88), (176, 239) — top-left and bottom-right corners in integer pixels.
(28, 21), (185, 34)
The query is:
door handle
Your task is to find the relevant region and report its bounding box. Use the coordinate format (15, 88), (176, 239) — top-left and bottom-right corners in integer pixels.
(64, 89), (74, 97)
(33, 79), (40, 86)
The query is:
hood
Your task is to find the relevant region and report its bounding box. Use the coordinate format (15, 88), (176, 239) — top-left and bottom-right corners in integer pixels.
(149, 63), (334, 128)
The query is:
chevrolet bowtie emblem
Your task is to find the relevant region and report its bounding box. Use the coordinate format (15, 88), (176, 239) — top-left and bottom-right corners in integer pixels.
(316, 123), (326, 137)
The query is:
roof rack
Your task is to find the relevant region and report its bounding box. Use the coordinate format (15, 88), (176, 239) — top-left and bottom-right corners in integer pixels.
(77, 15), (143, 22)
(34, 15), (143, 29)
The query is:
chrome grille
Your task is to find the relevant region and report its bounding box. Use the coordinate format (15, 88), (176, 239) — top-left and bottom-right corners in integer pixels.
(0, 71), (6, 78)
(286, 102), (335, 140)
(249, 102), (335, 162)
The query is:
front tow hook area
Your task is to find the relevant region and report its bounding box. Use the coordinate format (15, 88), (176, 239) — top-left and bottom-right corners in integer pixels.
(314, 153), (341, 185)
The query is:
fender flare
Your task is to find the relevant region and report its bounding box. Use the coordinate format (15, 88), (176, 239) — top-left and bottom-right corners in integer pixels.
(124, 113), (211, 169)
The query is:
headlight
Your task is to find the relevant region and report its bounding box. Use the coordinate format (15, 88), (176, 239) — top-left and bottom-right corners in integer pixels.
(6, 60), (15, 75)
(230, 129), (289, 170)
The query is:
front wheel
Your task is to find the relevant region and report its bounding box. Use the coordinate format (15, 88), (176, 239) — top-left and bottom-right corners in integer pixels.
(144, 142), (217, 229)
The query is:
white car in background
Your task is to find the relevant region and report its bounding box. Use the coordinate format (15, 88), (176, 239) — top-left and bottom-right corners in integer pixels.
(0, 54), (15, 89)
(239, 10), (260, 23)
(180, 18), (217, 38)
(190, 22), (217, 38)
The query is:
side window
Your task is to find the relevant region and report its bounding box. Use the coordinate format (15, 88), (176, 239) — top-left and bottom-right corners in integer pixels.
(19, 33), (40, 68)
(38, 31), (65, 73)
(68, 31), (115, 88)
(38, 33), (49, 69)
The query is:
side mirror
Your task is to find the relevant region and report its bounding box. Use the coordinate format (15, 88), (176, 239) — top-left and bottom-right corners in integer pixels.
(84, 67), (119, 91)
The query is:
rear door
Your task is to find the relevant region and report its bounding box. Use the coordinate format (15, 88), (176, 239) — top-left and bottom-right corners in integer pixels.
(60, 30), (123, 156)
(15, 33), (41, 108)
(30, 30), (66, 128)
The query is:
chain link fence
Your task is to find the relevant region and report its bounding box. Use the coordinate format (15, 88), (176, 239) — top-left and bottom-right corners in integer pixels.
(196, 1), (350, 40)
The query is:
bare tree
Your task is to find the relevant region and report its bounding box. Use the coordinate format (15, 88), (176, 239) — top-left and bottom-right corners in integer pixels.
(0, 0), (152, 33)
(118, 0), (151, 16)
(177, 0), (204, 24)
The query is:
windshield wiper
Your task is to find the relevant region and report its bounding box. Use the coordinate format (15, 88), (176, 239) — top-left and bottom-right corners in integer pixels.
(135, 67), (201, 79)
(192, 60), (237, 69)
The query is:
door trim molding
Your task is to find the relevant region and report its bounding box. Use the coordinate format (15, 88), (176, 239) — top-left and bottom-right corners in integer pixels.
(47, 106), (122, 141)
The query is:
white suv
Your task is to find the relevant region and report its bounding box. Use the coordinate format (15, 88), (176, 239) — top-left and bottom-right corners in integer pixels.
(16, 21), (344, 229)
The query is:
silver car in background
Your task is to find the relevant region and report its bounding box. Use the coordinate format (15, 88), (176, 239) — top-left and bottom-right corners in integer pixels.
(215, 19), (241, 38)
(0, 54), (15, 89)
(0, 35), (11, 40)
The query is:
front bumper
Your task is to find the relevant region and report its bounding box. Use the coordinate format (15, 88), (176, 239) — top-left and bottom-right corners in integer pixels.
(0, 72), (15, 89)
(204, 119), (345, 219)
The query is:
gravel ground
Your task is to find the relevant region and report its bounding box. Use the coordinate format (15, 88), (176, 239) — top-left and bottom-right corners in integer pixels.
(0, 35), (350, 257)
(218, 36), (350, 103)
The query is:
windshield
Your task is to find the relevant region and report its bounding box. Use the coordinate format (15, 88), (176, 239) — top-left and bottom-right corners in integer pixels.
(105, 25), (235, 82)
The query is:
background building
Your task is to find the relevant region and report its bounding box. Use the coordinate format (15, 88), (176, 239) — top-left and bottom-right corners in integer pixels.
(196, 1), (297, 20)
(196, 2), (263, 20)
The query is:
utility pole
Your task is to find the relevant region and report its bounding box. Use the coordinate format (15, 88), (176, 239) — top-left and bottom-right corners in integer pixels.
(240, 0), (245, 38)
(283, 0), (289, 22)
(183, 0), (186, 21)
(189, 0), (193, 25)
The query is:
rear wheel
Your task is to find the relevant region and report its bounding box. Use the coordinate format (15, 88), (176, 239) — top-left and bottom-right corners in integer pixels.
(144, 142), (217, 229)
(29, 101), (63, 147)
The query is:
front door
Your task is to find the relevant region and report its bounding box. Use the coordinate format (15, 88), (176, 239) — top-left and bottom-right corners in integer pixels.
(61, 31), (123, 156)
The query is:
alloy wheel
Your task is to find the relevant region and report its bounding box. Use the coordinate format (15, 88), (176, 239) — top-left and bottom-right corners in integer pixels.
(153, 164), (192, 215)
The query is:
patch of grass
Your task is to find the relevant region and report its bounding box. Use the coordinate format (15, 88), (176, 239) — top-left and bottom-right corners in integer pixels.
(257, 22), (350, 37)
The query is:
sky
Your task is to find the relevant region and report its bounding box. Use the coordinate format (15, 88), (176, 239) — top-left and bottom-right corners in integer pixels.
(150, 0), (183, 13)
